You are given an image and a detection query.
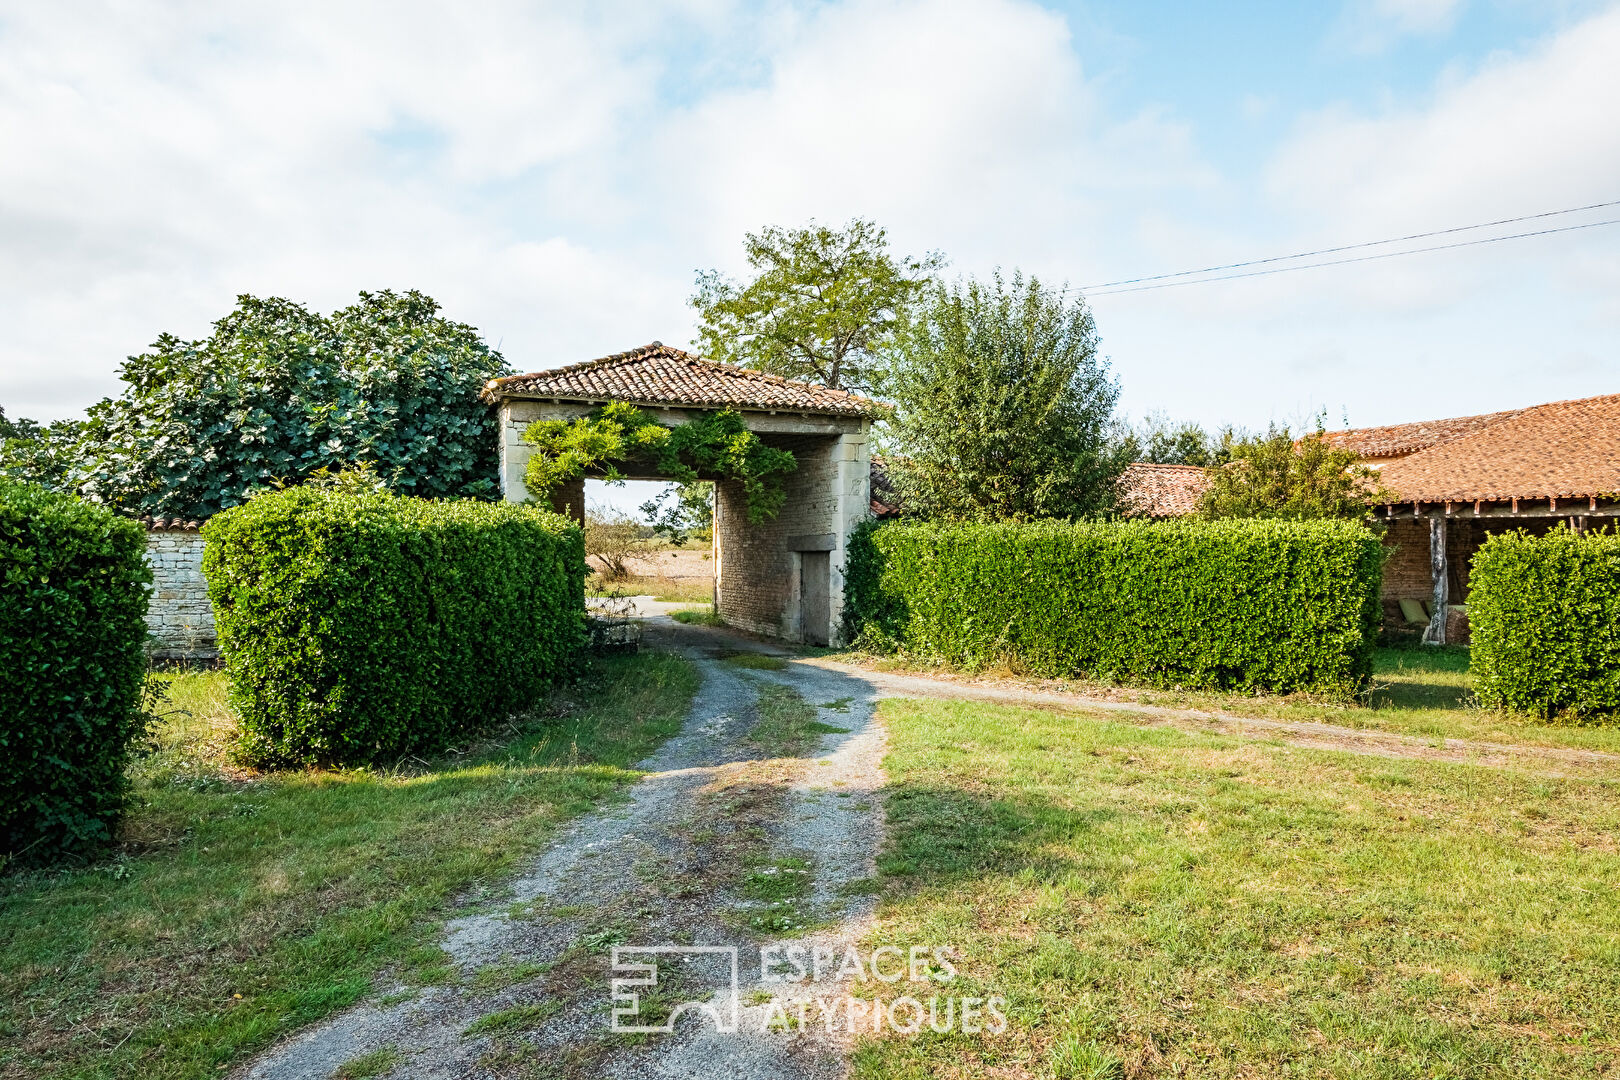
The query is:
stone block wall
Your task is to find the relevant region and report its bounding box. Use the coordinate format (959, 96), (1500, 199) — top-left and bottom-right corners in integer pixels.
(144, 528), (218, 659)
(714, 430), (869, 645)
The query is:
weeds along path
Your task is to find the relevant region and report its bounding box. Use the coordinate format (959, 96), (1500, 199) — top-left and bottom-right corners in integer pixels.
(239, 622), (887, 1080)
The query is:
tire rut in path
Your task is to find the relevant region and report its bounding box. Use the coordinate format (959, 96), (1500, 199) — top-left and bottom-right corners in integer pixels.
(239, 626), (887, 1080)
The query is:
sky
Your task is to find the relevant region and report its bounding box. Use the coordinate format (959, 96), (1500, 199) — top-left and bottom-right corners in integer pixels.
(2, 0), (1617, 509)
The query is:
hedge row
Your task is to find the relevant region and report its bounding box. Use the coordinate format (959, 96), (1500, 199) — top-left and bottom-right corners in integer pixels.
(202, 487), (586, 766)
(844, 517), (1384, 696)
(1469, 527), (1620, 719)
(2, 480), (152, 862)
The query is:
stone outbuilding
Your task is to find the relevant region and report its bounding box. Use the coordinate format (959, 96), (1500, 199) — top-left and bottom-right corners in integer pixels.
(483, 343), (879, 647)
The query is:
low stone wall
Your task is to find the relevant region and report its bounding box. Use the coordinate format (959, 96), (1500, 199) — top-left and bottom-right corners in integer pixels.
(143, 524), (217, 659)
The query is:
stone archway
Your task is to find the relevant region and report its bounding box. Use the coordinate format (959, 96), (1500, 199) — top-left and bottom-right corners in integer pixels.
(483, 343), (876, 647)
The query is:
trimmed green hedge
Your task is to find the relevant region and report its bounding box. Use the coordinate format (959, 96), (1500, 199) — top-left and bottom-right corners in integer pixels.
(203, 488), (586, 766)
(845, 517), (1384, 695)
(1469, 527), (1620, 719)
(2, 480), (151, 862)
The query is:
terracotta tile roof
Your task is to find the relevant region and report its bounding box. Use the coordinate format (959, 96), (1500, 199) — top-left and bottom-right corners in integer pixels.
(869, 458), (901, 518)
(1117, 462), (1209, 518)
(485, 342), (878, 417)
(1376, 392), (1620, 504)
(139, 516), (204, 531)
(1321, 408), (1523, 458)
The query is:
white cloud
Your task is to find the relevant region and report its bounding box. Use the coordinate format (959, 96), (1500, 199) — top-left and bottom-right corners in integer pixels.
(2, 0), (1612, 442)
(1266, 3), (1620, 311)
(0, 1), (697, 418)
(643, 0), (1212, 280)
(1335, 0), (1467, 51)
(0, 0), (1218, 421)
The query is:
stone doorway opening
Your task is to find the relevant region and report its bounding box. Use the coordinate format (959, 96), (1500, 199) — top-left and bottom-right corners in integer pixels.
(484, 343), (877, 647)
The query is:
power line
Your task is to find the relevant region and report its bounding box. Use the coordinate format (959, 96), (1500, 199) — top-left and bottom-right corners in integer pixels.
(1083, 197), (1620, 291)
(1087, 216), (1620, 296)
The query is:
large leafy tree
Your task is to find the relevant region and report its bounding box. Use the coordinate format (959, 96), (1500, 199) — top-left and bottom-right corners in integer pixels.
(1197, 421), (1389, 520)
(0, 406), (78, 487)
(690, 218), (942, 393)
(72, 290), (510, 518)
(884, 271), (1130, 521)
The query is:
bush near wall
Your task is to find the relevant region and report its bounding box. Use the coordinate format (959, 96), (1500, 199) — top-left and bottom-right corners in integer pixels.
(1469, 527), (1620, 719)
(845, 517), (1384, 696)
(203, 488), (586, 766)
(1, 480), (151, 862)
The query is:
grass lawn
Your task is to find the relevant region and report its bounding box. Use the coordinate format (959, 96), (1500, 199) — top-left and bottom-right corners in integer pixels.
(0, 652), (698, 1080)
(842, 645), (1620, 755)
(853, 696), (1620, 1079)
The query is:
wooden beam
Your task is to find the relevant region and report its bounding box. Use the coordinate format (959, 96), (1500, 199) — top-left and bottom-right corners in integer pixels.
(1423, 515), (1448, 647)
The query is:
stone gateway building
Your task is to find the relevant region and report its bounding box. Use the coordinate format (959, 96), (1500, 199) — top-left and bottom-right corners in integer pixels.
(483, 343), (879, 647)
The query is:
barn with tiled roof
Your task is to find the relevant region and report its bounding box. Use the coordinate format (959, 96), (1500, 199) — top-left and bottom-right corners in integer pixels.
(1343, 392), (1620, 644)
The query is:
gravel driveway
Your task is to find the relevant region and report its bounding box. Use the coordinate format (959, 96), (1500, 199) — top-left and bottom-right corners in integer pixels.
(240, 621), (888, 1080)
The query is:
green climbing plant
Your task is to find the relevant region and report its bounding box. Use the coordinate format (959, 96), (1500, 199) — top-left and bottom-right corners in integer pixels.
(520, 402), (796, 523)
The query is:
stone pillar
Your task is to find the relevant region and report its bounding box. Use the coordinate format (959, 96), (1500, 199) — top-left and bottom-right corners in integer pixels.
(825, 428), (871, 646)
(1422, 515), (1448, 646)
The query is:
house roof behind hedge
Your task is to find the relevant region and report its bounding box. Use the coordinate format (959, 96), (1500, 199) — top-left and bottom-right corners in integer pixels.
(1117, 462), (1209, 518)
(485, 342), (878, 417)
(1322, 408), (1526, 459)
(1375, 392), (1620, 503)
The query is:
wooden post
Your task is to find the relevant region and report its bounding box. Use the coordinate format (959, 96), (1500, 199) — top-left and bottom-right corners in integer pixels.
(1423, 514), (1448, 646)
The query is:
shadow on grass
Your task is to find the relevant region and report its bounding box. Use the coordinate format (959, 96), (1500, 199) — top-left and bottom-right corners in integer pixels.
(1369, 644), (1473, 711)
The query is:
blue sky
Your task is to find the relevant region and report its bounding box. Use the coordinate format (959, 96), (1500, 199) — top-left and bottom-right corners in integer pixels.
(2, 0), (1616, 502)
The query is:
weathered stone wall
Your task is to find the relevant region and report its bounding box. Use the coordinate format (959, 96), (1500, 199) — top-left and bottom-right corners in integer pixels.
(714, 431), (870, 644)
(144, 529), (217, 659)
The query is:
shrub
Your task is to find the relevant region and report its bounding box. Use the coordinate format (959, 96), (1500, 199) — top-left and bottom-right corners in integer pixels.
(1, 480), (152, 862)
(1469, 527), (1620, 719)
(844, 517), (1383, 696)
(202, 487), (586, 766)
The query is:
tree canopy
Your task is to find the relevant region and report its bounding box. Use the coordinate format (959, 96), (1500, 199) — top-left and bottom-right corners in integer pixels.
(1197, 422), (1389, 521)
(1124, 411), (1237, 467)
(690, 218), (941, 393)
(58, 290), (509, 518)
(883, 271), (1129, 522)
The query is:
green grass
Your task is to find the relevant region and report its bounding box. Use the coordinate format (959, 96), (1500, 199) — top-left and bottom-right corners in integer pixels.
(746, 682), (849, 757)
(720, 651), (788, 671)
(669, 606), (724, 627)
(332, 1046), (401, 1079)
(852, 696), (1620, 1079)
(848, 645), (1620, 754)
(462, 1000), (561, 1037)
(0, 652), (698, 1080)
